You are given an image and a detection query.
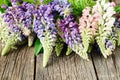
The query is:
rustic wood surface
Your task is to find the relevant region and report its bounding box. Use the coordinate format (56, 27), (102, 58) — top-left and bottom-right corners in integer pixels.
(1, 47), (120, 80)
(0, 0), (120, 80)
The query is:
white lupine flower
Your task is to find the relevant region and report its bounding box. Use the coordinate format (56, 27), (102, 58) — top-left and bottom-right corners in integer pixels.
(105, 18), (115, 27)
(107, 7), (115, 15)
(103, 3), (110, 10)
(101, 0), (105, 6)
(94, 0), (116, 58)
(96, 2), (102, 13)
(98, 18), (104, 25)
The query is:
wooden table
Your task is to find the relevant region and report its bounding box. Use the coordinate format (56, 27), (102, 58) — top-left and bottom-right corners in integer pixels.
(1, 46), (120, 80)
(0, 0), (120, 80)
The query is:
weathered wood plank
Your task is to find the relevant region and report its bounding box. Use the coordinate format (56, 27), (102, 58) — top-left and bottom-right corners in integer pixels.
(112, 47), (120, 79)
(35, 53), (97, 80)
(91, 50), (118, 80)
(0, 46), (35, 80)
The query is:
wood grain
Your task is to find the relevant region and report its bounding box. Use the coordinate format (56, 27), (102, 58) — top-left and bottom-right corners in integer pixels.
(112, 47), (120, 80)
(91, 50), (118, 80)
(0, 46), (35, 80)
(35, 53), (97, 80)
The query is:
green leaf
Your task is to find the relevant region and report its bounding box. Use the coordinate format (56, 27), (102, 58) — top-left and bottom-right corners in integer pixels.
(66, 47), (72, 55)
(22, 0), (35, 4)
(0, 0), (11, 12)
(34, 38), (43, 56)
(96, 37), (107, 58)
(42, 0), (53, 4)
(55, 42), (64, 56)
(55, 36), (64, 56)
(115, 6), (120, 13)
(81, 29), (92, 53)
(42, 31), (55, 67)
(68, 0), (96, 16)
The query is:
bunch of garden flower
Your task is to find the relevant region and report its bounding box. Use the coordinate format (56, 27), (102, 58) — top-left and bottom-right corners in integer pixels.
(0, 12), (22, 55)
(0, 0), (120, 67)
(78, 0), (117, 58)
(0, 1), (36, 56)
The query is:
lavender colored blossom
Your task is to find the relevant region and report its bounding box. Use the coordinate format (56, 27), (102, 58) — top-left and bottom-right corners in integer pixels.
(1, 4), (8, 9)
(53, 0), (72, 17)
(3, 2), (35, 37)
(33, 4), (57, 41)
(59, 14), (88, 59)
(105, 40), (115, 50)
(40, 0), (44, 2)
(60, 14), (81, 47)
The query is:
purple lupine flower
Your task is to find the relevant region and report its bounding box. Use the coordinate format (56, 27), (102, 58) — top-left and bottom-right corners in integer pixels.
(59, 14), (88, 59)
(53, 0), (72, 17)
(60, 14), (80, 44)
(33, 4), (57, 41)
(105, 40), (115, 50)
(1, 4), (8, 9)
(40, 0), (44, 2)
(2, 1), (35, 41)
(33, 3), (59, 67)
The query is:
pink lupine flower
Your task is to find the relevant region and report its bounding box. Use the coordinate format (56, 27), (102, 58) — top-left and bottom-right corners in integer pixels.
(79, 7), (100, 36)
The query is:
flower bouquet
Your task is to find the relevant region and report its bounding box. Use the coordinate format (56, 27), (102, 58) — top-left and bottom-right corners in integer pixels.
(0, 0), (120, 67)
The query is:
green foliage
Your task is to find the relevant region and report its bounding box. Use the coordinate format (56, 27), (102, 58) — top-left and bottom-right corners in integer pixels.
(34, 38), (43, 56)
(55, 37), (64, 56)
(81, 29), (92, 53)
(0, 0), (11, 12)
(72, 42), (89, 60)
(96, 36), (107, 58)
(66, 47), (72, 55)
(115, 6), (120, 13)
(42, 31), (56, 67)
(68, 0), (95, 16)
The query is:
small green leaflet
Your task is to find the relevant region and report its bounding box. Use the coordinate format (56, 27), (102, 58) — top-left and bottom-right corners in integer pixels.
(115, 6), (120, 13)
(66, 47), (72, 55)
(34, 38), (43, 56)
(55, 37), (64, 56)
(81, 29), (93, 53)
(55, 42), (64, 56)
